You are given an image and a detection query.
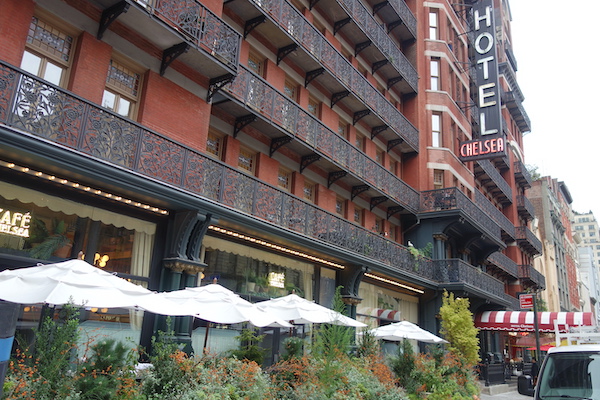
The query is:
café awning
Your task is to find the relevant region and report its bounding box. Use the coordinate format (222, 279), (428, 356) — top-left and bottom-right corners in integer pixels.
(474, 311), (595, 333)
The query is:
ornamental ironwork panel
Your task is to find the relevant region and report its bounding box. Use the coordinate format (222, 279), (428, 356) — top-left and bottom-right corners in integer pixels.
(475, 190), (515, 238)
(153, 0), (240, 70)
(183, 153), (222, 201)
(11, 75), (85, 149)
(220, 169), (255, 213)
(487, 251), (519, 278)
(137, 131), (185, 186)
(437, 259), (506, 298)
(82, 107), (141, 169)
(281, 197), (309, 234)
(254, 181), (285, 223)
(0, 66), (18, 124)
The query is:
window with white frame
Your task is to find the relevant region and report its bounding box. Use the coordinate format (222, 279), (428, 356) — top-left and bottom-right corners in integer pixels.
(433, 169), (444, 189)
(432, 113), (442, 147)
(430, 58), (440, 91)
(429, 11), (438, 40)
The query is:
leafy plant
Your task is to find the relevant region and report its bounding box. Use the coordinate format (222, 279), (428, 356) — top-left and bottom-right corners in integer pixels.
(282, 336), (304, 361)
(229, 327), (266, 365)
(27, 218), (71, 260)
(439, 290), (480, 366)
(311, 286), (353, 360)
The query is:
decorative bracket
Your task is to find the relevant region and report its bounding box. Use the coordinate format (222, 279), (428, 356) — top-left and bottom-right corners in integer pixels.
(351, 184), (369, 200)
(355, 40), (372, 57)
(387, 138), (404, 152)
(331, 90), (350, 108)
(353, 109), (370, 125)
(387, 19), (403, 33)
(371, 125), (388, 139)
(277, 43), (298, 65)
(387, 76), (404, 90)
(305, 68), (325, 87)
(387, 206), (404, 220)
(207, 73), (235, 102)
(98, 1), (129, 40)
(270, 136), (293, 156)
(300, 153), (321, 172)
(328, 170), (347, 188)
(160, 42), (190, 76)
(370, 196), (388, 211)
(372, 59), (388, 74)
(234, 114), (257, 138)
(334, 17), (352, 35)
(373, 0), (389, 14)
(244, 15), (266, 38)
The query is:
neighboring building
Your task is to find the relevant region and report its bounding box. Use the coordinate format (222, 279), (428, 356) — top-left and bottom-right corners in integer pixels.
(574, 211), (600, 274)
(0, 0), (560, 369)
(577, 246), (600, 322)
(529, 177), (580, 311)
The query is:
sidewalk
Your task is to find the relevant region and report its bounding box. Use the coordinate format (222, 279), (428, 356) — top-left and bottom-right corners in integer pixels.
(478, 381), (531, 400)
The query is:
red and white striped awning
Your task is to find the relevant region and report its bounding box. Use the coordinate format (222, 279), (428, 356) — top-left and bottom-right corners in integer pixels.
(474, 311), (595, 333)
(357, 307), (402, 321)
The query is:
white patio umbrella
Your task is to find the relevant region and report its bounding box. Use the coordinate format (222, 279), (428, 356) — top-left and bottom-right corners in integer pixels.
(256, 293), (367, 327)
(0, 259), (195, 316)
(368, 321), (448, 343)
(156, 284), (292, 328)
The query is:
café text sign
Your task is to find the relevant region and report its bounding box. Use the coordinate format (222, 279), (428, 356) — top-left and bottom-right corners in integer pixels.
(459, 0), (505, 162)
(0, 208), (31, 238)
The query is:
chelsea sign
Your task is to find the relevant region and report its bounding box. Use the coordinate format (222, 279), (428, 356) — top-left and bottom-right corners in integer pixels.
(459, 0), (506, 162)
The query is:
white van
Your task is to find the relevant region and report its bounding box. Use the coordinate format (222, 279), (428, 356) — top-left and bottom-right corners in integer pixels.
(518, 344), (600, 399)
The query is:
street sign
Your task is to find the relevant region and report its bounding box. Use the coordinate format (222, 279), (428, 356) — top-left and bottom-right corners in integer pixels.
(520, 293), (534, 309)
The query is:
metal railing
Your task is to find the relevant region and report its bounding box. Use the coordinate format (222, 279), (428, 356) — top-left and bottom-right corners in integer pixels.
(487, 251), (519, 278)
(516, 226), (543, 255)
(135, 0), (241, 70)
(517, 194), (536, 220)
(474, 190), (515, 239)
(246, 0), (419, 150)
(0, 61), (425, 278)
(518, 264), (546, 289)
(223, 65), (420, 213)
(421, 188), (502, 242)
(433, 259), (507, 299)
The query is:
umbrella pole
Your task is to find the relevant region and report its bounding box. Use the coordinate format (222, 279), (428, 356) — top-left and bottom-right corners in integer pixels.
(203, 322), (211, 353)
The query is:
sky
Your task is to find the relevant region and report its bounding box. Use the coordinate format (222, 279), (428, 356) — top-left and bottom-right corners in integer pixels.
(509, 1), (600, 218)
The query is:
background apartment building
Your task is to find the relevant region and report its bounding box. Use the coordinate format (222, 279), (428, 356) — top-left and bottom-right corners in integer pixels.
(0, 0), (554, 368)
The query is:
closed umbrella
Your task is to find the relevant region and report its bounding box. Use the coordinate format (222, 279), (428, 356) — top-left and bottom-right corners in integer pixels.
(256, 293), (367, 327)
(0, 259), (194, 315)
(368, 320), (448, 343)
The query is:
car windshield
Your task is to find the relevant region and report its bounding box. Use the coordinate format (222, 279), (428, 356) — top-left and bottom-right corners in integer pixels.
(538, 353), (600, 400)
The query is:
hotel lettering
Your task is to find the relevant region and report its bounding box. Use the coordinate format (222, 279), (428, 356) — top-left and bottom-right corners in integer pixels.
(459, 0), (506, 162)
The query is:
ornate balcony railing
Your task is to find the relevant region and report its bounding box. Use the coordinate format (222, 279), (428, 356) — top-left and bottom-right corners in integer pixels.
(433, 259), (507, 300)
(385, 0), (417, 38)
(246, 0), (419, 150)
(487, 251), (519, 279)
(474, 190), (515, 239)
(517, 194), (535, 220)
(421, 188), (502, 242)
(518, 264), (546, 290)
(514, 160), (533, 189)
(0, 61), (428, 279)
(515, 226), (543, 256)
(222, 65), (420, 213)
(476, 159), (513, 202)
(135, 0), (241, 71)
(336, 0), (417, 90)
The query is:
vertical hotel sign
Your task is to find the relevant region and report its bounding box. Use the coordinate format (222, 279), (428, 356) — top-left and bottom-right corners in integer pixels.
(459, 0), (506, 162)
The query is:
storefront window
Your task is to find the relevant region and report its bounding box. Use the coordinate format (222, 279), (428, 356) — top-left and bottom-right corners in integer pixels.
(1, 180), (157, 354)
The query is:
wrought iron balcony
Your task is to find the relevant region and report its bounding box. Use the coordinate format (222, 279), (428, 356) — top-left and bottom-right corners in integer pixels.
(515, 226), (543, 256)
(311, 0), (418, 93)
(94, 0), (240, 75)
(502, 90), (531, 134)
(514, 160), (533, 189)
(421, 188), (502, 243)
(475, 159), (513, 205)
(368, 0), (417, 41)
(220, 64), (420, 214)
(517, 194), (535, 221)
(518, 264), (546, 290)
(0, 61), (428, 280)
(226, 0), (419, 152)
(474, 190), (515, 240)
(487, 251), (519, 279)
(433, 259), (508, 302)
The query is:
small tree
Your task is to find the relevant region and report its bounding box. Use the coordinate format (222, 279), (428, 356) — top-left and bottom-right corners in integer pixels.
(312, 286), (353, 359)
(439, 290), (480, 366)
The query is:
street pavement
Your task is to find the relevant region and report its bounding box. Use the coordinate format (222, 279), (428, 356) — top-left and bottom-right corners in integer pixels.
(480, 390), (531, 400)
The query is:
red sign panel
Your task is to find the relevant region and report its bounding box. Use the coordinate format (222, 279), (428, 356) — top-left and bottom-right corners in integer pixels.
(519, 294), (534, 309)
